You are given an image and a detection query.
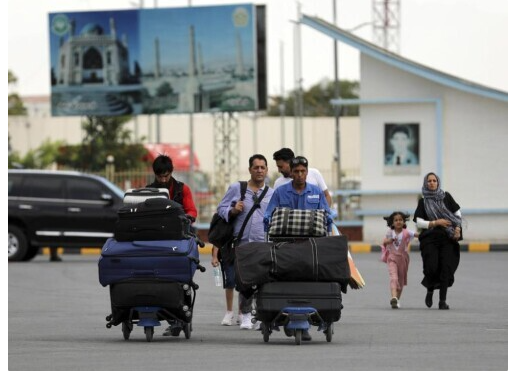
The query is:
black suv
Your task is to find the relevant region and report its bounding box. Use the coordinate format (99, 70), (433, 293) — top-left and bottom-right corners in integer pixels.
(8, 170), (124, 261)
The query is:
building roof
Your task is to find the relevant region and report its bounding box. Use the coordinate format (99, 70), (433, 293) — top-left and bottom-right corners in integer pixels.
(300, 15), (508, 102)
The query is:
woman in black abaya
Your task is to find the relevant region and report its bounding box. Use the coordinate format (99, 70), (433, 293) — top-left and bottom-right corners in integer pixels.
(413, 172), (462, 310)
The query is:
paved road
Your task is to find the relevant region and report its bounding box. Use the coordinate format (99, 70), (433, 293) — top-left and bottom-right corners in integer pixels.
(9, 252), (508, 371)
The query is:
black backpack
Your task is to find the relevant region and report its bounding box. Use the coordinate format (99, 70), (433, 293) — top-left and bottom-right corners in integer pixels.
(207, 181), (247, 248)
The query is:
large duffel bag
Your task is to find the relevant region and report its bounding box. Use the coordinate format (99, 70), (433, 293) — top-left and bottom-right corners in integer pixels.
(235, 235), (350, 293)
(114, 198), (191, 242)
(268, 208), (327, 237)
(256, 281), (343, 323)
(109, 278), (193, 324)
(98, 238), (199, 287)
(123, 187), (169, 205)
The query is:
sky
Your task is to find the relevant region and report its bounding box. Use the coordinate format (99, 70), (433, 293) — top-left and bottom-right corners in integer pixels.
(7, 0), (509, 97)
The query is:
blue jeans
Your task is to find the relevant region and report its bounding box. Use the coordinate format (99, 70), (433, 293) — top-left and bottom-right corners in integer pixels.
(221, 261), (236, 289)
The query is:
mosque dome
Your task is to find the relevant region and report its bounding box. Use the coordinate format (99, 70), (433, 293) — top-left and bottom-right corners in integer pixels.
(80, 23), (104, 36)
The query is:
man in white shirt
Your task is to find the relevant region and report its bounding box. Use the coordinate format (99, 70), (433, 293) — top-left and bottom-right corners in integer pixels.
(272, 148), (332, 206)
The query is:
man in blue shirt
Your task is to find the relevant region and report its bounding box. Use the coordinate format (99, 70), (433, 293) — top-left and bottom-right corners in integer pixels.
(265, 156), (331, 231)
(264, 156), (331, 341)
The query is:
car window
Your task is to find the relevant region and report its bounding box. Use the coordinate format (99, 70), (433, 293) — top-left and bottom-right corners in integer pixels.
(67, 177), (105, 201)
(8, 174), (23, 196)
(25, 175), (66, 199)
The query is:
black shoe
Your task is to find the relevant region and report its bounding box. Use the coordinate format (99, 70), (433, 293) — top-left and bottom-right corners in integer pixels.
(438, 301), (450, 310)
(301, 330), (312, 341)
(50, 256), (62, 262)
(425, 291), (433, 308)
(163, 325), (181, 336)
(284, 327), (294, 337)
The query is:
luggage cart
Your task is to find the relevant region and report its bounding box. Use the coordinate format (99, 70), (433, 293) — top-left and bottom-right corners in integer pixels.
(105, 279), (201, 342)
(254, 210), (340, 345)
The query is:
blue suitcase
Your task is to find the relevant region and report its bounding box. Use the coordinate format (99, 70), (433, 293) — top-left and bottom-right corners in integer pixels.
(98, 238), (200, 287)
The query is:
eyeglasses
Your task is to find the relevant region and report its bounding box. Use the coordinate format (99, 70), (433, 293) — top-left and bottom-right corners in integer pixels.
(291, 157), (308, 166)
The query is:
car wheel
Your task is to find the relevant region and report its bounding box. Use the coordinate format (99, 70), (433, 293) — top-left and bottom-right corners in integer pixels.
(8, 225), (28, 262)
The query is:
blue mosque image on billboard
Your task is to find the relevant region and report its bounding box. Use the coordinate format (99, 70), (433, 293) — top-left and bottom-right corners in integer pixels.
(49, 4), (262, 116)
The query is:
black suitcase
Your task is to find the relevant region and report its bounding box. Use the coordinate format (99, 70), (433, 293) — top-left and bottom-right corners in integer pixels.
(114, 198), (191, 241)
(256, 281), (343, 323)
(109, 279), (193, 324)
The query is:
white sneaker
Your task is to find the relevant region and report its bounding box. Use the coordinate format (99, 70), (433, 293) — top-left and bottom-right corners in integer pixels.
(397, 300), (401, 309)
(390, 297), (398, 309)
(253, 320), (262, 331)
(240, 313), (252, 329)
(221, 311), (234, 326)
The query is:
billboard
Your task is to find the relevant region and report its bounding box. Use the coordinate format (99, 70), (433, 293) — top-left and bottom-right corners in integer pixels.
(49, 4), (266, 116)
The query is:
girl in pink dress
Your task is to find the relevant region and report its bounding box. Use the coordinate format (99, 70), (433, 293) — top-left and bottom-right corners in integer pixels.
(382, 212), (418, 309)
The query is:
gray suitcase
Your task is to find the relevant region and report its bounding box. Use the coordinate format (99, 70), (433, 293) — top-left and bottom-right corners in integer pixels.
(123, 187), (169, 205)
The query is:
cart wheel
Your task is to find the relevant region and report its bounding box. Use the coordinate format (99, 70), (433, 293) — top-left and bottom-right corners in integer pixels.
(262, 323), (270, 343)
(183, 323), (191, 339)
(122, 322), (131, 340)
(144, 326), (154, 342)
(325, 323), (333, 343)
(295, 329), (302, 345)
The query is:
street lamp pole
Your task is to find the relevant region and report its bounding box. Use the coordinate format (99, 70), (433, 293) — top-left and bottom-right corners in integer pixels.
(333, 0), (342, 219)
(188, 0), (195, 196)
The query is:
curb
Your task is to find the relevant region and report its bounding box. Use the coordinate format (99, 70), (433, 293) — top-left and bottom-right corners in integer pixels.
(364, 243), (508, 253)
(41, 242), (507, 256)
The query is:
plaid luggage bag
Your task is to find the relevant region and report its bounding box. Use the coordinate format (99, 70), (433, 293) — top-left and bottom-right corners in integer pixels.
(268, 207), (327, 237)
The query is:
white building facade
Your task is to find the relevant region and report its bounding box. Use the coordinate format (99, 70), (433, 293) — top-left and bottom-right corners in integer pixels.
(302, 15), (508, 242)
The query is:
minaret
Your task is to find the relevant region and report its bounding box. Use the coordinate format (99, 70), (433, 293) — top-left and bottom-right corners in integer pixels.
(179, 25), (200, 112)
(197, 42), (204, 78)
(188, 26), (197, 77)
(235, 31), (244, 77)
(70, 20), (75, 38)
(110, 17), (117, 39)
(154, 37), (161, 78)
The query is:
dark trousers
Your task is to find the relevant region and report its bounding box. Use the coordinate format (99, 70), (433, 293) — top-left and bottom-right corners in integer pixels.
(420, 234), (460, 291)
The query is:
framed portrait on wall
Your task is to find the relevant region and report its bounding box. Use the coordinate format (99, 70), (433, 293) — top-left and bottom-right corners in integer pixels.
(384, 123), (420, 175)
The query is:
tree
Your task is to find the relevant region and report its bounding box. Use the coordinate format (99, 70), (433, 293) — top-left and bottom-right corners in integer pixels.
(267, 78), (360, 117)
(9, 70), (27, 168)
(56, 116), (147, 172)
(8, 71), (27, 116)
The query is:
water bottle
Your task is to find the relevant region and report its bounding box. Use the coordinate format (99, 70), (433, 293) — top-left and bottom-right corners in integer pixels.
(213, 266), (222, 287)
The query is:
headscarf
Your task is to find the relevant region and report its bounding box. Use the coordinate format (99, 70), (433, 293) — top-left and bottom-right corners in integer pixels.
(421, 172), (461, 238)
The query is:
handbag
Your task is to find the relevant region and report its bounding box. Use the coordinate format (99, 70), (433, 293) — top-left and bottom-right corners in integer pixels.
(380, 245), (389, 263)
(268, 207), (327, 237)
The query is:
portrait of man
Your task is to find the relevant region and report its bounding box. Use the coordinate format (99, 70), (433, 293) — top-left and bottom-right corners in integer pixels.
(384, 123), (420, 175)
(384, 123), (420, 166)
